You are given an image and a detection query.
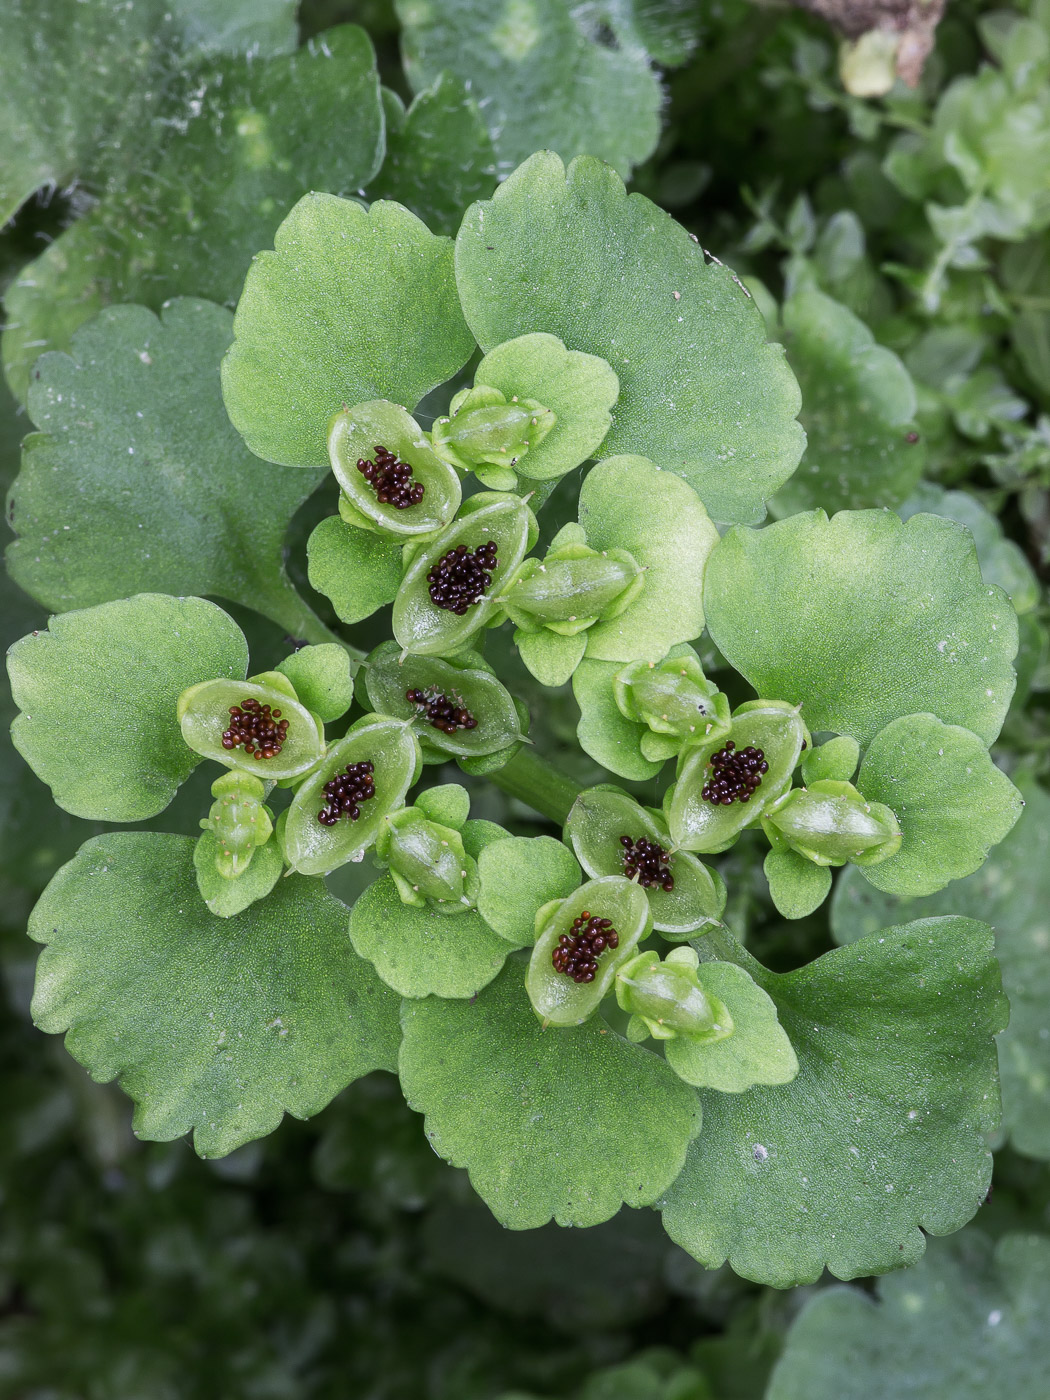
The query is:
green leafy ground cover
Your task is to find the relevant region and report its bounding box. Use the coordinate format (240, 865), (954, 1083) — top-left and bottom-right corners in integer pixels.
(3, 0), (1050, 1396)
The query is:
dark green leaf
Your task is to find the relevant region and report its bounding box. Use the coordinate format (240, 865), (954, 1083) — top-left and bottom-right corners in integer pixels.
(306, 515), (403, 626)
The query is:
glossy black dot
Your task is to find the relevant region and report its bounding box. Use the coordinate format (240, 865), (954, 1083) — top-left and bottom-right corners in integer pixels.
(221, 697), (290, 760)
(551, 912), (620, 984)
(426, 540), (498, 614)
(700, 739), (769, 806)
(356, 444), (425, 510)
(317, 759), (376, 827)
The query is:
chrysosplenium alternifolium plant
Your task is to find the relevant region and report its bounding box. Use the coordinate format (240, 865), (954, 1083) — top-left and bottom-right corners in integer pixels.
(5, 153), (1025, 1287)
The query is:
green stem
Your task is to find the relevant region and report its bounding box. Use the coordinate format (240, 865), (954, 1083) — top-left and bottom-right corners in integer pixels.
(263, 585), (367, 665)
(489, 747), (582, 825)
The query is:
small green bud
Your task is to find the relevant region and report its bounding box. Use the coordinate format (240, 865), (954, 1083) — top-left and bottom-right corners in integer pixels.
(431, 384), (555, 476)
(615, 947), (733, 1044)
(177, 674), (325, 781)
(526, 877), (651, 1026)
(764, 779), (902, 867)
(200, 771), (273, 878)
(497, 541), (644, 635)
(328, 401), (462, 538)
(613, 648), (731, 748)
(375, 807), (479, 914)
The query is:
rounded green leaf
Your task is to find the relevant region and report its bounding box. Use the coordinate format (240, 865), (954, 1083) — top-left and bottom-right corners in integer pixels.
(527, 877), (651, 1027)
(472, 333), (619, 481)
(763, 848), (833, 920)
(29, 833), (401, 1157)
(516, 627), (588, 688)
(8, 593), (247, 822)
(350, 820), (512, 998)
(565, 786), (725, 937)
(392, 494), (535, 655)
(831, 779), (1050, 1160)
(306, 515), (403, 626)
(573, 659), (663, 781)
(768, 1233), (1050, 1400)
(455, 153), (804, 523)
(178, 676), (324, 780)
(193, 830), (284, 919)
(329, 401), (462, 537)
(399, 961), (702, 1228)
(857, 714), (1024, 896)
(664, 961), (798, 1092)
(5, 300), (327, 626)
(659, 918), (1006, 1286)
(476, 835), (582, 946)
(363, 641), (526, 758)
(577, 456), (717, 663)
(275, 644), (354, 724)
(770, 289), (925, 517)
(704, 509), (1019, 746)
(283, 716), (421, 876)
(221, 194), (475, 467)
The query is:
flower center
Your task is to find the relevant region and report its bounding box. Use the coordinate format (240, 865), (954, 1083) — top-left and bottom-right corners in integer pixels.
(427, 540), (498, 614)
(619, 834), (674, 891)
(356, 444), (425, 509)
(701, 739), (768, 805)
(405, 687), (478, 735)
(317, 759), (375, 826)
(552, 911), (620, 984)
(222, 698), (289, 760)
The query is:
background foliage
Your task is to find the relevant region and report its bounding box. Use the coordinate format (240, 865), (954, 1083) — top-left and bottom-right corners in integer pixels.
(2, 0), (1050, 1395)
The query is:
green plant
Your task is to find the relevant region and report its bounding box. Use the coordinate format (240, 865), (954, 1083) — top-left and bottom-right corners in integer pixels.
(5, 131), (1029, 1291)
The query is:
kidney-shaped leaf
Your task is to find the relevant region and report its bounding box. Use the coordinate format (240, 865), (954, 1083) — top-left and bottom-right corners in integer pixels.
(704, 509), (1018, 746)
(7, 300), (325, 627)
(768, 1232), (1050, 1400)
(222, 194), (475, 467)
(8, 593), (247, 822)
(455, 152), (804, 524)
(399, 959), (702, 1229)
(659, 917), (1006, 1286)
(29, 833), (401, 1157)
(831, 778), (1050, 1161)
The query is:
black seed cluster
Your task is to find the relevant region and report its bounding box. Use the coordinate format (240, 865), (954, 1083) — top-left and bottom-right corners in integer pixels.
(356, 444), (424, 509)
(427, 541), (498, 614)
(701, 740), (768, 805)
(222, 698), (289, 760)
(552, 911), (620, 984)
(620, 834), (674, 892)
(317, 759), (375, 827)
(406, 687), (478, 735)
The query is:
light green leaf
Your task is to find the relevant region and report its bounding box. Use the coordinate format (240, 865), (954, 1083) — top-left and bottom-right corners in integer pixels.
(7, 300), (325, 629)
(857, 714), (1023, 896)
(306, 515), (403, 625)
(578, 456), (716, 662)
(275, 644), (354, 724)
(665, 961), (798, 1092)
(516, 627), (588, 688)
(193, 830), (284, 918)
(414, 782), (471, 829)
(222, 193), (475, 467)
(368, 76), (497, 237)
(397, 0), (662, 178)
(770, 290), (925, 516)
(801, 735), (860, 786)
(399, 959), (702, 1228)
(763, 848), (833, 919)
(900, 482), (1040, 615)
(8, 594), (247, 822)
(768, 1233), (1050, 1400)
(455, 153), (804, 523)
(474, 333), (619, 482)
(29, 833), (401, 1156)
(831, 778), (1050, 1160)
(4, 25), (385, 402)
(476, 835), (582, 946)
(704, 509), (1018, 746)
(659, 917), (1006, 1285)
(573, 660), (663, 781)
